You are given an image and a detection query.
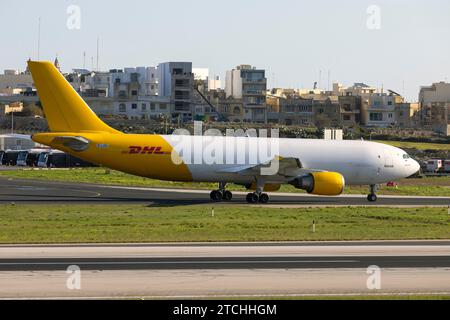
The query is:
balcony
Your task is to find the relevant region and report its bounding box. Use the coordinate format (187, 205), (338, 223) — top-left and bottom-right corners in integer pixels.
(340, 108), (360, 114)
(242, 90), (265, 96)
(242, 78), (267, 84)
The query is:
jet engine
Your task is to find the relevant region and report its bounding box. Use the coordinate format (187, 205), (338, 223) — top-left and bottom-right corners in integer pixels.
(290, 172), (345, 196)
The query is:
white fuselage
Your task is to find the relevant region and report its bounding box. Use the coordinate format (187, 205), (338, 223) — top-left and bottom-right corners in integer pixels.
(164, 136), (420, 185)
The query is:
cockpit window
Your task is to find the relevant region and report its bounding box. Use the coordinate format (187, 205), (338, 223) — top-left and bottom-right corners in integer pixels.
(403, 154), (410, 159)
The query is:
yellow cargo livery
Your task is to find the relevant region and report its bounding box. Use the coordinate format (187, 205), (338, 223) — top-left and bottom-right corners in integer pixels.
(28, 61), (420, 204)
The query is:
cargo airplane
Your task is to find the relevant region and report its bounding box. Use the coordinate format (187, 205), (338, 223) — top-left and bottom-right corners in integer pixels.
(28, 61), (420, 204)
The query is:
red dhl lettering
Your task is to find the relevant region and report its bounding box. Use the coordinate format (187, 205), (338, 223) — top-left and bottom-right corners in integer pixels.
(128, 146), (167, 155)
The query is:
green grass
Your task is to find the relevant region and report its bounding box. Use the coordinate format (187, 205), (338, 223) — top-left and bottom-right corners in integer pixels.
(1, 168), (449, 196)
(377, 140), (450, 151)
(0, 204), (448, 244)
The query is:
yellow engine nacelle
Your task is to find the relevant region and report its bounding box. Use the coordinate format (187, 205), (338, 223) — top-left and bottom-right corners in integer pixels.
(290, 172), (345, 196)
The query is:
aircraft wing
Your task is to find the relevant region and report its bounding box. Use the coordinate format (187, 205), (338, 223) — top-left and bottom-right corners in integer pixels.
(217, 156), (323, 177)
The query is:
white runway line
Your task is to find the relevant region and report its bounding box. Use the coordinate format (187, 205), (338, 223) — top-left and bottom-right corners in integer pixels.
(103, 185), (450, 199)
(0, 244), (449, 259)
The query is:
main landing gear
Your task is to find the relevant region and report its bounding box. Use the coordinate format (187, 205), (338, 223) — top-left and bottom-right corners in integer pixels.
(210, 183), (233, 202)
(246, 192), (270, 204)
(367, 184), (378, 202)
(209, 182), (270, 204)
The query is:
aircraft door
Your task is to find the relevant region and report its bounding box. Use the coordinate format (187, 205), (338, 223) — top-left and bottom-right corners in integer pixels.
(384, 149), (394, 168)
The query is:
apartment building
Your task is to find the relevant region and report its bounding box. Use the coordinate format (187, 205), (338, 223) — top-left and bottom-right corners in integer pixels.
(225, 65), (267, 123)
(313, 96), (340, 128)
(279, 97), (314, 126)
(0, 70), (33, 95)
(158, 62), (194, 122)
(338, 95), (361, 127)
(395, 103), (419, 128)
(419, 82), (450, 135)
(361, 93), (399, 127)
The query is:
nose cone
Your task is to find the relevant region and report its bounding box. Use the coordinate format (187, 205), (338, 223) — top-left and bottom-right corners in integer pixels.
(411, 159), (421, 175)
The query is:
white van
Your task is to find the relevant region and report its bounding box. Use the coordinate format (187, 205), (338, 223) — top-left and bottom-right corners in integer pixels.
(444, 160), (450, 173)
(426, 159), (443, 173)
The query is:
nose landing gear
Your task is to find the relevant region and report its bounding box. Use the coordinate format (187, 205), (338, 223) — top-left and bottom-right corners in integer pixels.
(367, 185), (378, 202)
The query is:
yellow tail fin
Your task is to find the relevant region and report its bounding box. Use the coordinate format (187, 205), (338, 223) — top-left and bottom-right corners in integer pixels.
(28, 61), (119, 133)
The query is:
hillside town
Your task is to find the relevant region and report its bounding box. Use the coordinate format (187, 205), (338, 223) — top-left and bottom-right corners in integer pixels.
(0, 57), (449, 138)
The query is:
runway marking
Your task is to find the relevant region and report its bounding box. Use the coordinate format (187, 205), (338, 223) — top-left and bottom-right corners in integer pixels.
(6, 186), (102, 198)
(103, 185), (450, 200)
(0, 260), (359, 266)
(1, 240), (450, 248)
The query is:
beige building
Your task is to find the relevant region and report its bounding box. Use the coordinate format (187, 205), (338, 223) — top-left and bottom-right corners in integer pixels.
(0, 73), (33, 94)
(338, 95), (361, 127)
(225, 65), (267, 123)
(313, 96), (340, 128)
(278, 97), (314, 126)
(395, 103), (419, 128)
(419, 82), (450, 135)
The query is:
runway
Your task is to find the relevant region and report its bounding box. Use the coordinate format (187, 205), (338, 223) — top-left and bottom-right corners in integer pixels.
(0, 242), (449, 298)
(0, 177), (449, 206)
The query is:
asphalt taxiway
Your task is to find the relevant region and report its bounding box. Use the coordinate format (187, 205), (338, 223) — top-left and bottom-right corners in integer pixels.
(0, 177), (449, 206)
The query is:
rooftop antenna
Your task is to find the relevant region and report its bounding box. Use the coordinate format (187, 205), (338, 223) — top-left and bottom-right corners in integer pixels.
(319, 70), (322, 90)
(327, 69), (331, 91)
(37, 17), (41, 60)
(91, 56), (94, 71)
(96, 37), (99, 71)
(83, 51), (86, 69)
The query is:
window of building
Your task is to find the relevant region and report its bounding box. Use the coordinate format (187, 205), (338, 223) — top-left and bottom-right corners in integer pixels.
(299, 105), (310, 112)
(132, 103), (138, 109)
(131, 90), (138, 96)
(150, 103), (156, 111)
(119, 103), (126, 112)
(160, 104), (167, 110)
(388, 101), (393, 105)
(343, 115), (351, 121)
(141, 103), (147, 111)
(388, 113), (393, 118)
(233, 106), (241, 114)
(370, 112), (383, 121)
(399, 111), (404, 116)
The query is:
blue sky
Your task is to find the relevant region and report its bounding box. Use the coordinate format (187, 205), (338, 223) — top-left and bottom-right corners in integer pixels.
(0, 0), (449, 101)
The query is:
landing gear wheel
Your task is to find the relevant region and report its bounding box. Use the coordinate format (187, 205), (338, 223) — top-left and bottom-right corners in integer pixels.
(258, 193), (269, 204)
(210, 190), (223, 202)
(246, 193), (259, 204)
(222, 190), (233, 201)
(367, 194), (378, 202)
